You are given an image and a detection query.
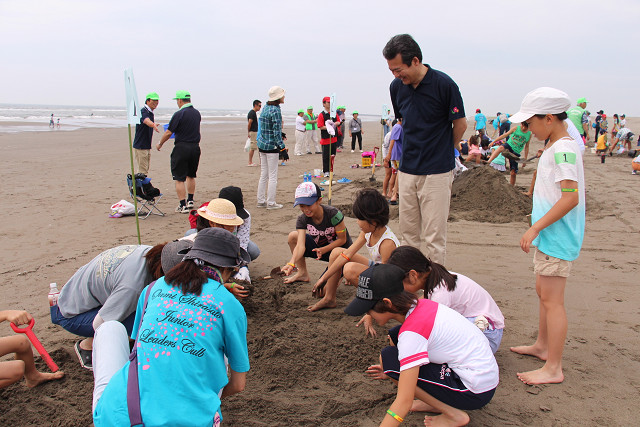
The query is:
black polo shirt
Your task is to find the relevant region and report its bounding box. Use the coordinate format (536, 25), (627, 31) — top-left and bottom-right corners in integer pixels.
(247, 109), (258, 132)
(168, 104), (201, 144)
(389, 64), (465, 175)
(132, 105), (154, 149)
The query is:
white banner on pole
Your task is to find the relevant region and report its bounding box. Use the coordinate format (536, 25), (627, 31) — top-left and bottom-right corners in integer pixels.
(124, 68), (140, 125)
(330, 93), (337, 117)
(382, 104), (389, 120)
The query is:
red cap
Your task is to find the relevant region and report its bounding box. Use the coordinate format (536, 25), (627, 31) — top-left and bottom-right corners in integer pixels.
(322, 96), (330, 103)
(475, 108), (481, 113)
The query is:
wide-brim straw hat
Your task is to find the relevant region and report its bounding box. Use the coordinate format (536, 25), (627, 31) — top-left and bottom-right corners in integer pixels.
(197, 198), (244, 226)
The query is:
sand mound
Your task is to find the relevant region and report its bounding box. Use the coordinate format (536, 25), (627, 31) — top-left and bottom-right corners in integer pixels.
(450, 166), (532, 223)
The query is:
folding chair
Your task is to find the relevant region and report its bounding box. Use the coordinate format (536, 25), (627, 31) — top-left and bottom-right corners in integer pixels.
(126, 174), (165, 219)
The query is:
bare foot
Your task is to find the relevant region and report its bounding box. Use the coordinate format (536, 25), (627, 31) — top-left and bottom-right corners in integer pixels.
(517, 366), (564, 385)
(25, 370), (65, 388)
(283, 271), (310, 284)
(307, 298), (337, 312)
(411, 399), (438, 413)
(510, 345), (548, 361)
(424, 411), (469, 426)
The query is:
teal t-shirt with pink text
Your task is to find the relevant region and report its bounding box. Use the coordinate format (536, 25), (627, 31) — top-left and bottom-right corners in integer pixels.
(93, 277), (249, 427)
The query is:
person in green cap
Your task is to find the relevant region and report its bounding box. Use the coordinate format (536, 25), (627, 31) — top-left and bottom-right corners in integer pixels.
(132, 92), (160, 175)
(294, 108), (307, 156)
(336, 105), (346, 151)
(157, 90), (202, 213)
(566, 97), (588, 143)
(303, 106), (321, 154)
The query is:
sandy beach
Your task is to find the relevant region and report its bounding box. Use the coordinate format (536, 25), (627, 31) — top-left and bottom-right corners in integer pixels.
(0, 118), (638, 426)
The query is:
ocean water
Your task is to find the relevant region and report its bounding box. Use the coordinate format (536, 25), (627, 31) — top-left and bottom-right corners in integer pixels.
(0, 104), (380, 133)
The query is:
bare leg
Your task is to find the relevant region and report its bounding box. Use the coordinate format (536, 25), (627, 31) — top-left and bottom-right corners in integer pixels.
(175, 180), (186, 201)
(382, 167), (392, 198)
(516, 275), (567, 385)
(413, 387), (470, 426)
(523, 170), (537, 197)
(343, 262), (369, 286)
(0, 336), (64, 388)
(186, 177), (196, 196)
(511, 276), (548, 361)
(486, 145), (504, 165)
(510, 170), (516, 186)
(388, 173), (397, 201)
(248, 149), (255, 165)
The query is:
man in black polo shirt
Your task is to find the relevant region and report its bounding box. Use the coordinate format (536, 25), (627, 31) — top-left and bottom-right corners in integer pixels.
(383, 34), (467, 265)
(247, 99), (261, 166)
(132, 92), (160, 175)
(157, 90), (202, 213)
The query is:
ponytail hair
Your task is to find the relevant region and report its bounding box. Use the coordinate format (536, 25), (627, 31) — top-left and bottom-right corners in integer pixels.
(387, 246), (457, 296)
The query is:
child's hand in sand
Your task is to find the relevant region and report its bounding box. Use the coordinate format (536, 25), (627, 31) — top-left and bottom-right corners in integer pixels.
(311, 280), (326, 298)
(356, 314), (377, 337)
(365, 364), (389, 380)
(312, 247), (325, 260)
(520, 226), (539, 253)
(1, 310), (32, 326)
(227, 283), (249, 300)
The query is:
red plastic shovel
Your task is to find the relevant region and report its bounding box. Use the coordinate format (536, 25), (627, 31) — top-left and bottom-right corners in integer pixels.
(11, 318), (59, 372)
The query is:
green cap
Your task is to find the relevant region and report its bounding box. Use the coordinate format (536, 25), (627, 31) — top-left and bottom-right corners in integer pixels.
(307, 105), (313, 110)
(353, 111), (359, 114)
(576, 97), (587, 104)
(173, 90), (191, 100)
(298, 109), (304, 114)
(146, 92), (159, 101)
(338, 105), (345, 110)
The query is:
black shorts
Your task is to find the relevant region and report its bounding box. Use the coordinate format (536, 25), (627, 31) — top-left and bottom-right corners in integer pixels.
(382, 326), (495, 411)
(170, 143), (201, 181)
(302, 234), (350, 262)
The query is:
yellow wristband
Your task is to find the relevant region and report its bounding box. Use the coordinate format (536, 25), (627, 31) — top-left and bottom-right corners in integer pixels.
(561, 188), (578, 192)
(340, 252), (350, 262)
(386, 409), (403, 422)
(229, 282), (235, 289)
(336, 228), (346, 233)
(287, 262), (296, 268)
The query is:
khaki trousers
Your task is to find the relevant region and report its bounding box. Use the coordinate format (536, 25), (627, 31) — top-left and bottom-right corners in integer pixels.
(134, 149), (151, 175)
(398, 170), (454, 265)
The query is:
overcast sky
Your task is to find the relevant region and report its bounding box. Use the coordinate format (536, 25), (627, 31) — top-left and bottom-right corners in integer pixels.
(2, 0), (639, 116)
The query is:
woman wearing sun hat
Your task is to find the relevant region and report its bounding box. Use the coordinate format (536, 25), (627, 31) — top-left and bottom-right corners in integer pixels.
(92, 228), (250, 427)
(256, 85), (286, 209)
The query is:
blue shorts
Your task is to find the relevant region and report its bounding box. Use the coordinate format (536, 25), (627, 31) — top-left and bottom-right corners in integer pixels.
(50, 305), (135, 338)
(382, 326), (495, 410)
(503, 143), (520, 172)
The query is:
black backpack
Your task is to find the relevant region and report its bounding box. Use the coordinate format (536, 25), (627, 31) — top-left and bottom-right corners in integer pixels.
(129, 174), (161, 200)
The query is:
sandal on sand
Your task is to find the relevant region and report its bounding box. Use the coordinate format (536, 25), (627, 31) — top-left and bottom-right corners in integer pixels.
(74, 341), (93, 371)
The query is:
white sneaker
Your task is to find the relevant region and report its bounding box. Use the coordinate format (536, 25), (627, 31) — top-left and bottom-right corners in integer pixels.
(324, 172), (330, 177)
(360, 149), (364, 153)
(175, 205), (189, 213)
(351, 150), (354, 153)
(186, 200), (194, 208)
(267, 203), (283, 210)
(256, 202), (267, 208)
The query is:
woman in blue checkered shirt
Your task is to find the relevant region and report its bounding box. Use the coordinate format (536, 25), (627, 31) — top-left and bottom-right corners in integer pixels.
(256, 86), (286, 210)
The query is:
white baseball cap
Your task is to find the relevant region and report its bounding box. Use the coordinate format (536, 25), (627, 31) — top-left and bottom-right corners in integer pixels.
(509, 87), (571, 123)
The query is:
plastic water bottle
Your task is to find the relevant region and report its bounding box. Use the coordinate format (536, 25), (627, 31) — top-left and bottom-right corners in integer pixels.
(48, 283), (60, 307)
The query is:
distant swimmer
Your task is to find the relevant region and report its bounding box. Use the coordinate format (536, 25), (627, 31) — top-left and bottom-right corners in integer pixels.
(56, 118), (60, 129)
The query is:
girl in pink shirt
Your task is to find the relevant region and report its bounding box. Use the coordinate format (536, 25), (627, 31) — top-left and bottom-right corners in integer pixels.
(388, 246), (504, 353)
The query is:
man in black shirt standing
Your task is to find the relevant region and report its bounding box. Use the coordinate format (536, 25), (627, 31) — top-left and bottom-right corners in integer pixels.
(132, 92), (160, 175)
(157, 90), (202, 213)
(247, 99), (261, 166)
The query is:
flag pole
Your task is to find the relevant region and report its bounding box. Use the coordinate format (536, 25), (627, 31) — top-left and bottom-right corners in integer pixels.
(128, 123), (142, 245)
(124, 68), (142, 245)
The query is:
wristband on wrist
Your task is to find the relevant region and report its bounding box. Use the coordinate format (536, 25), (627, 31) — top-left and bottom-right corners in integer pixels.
(287, 262), (296, 268)
(386, 409), (403, 422)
